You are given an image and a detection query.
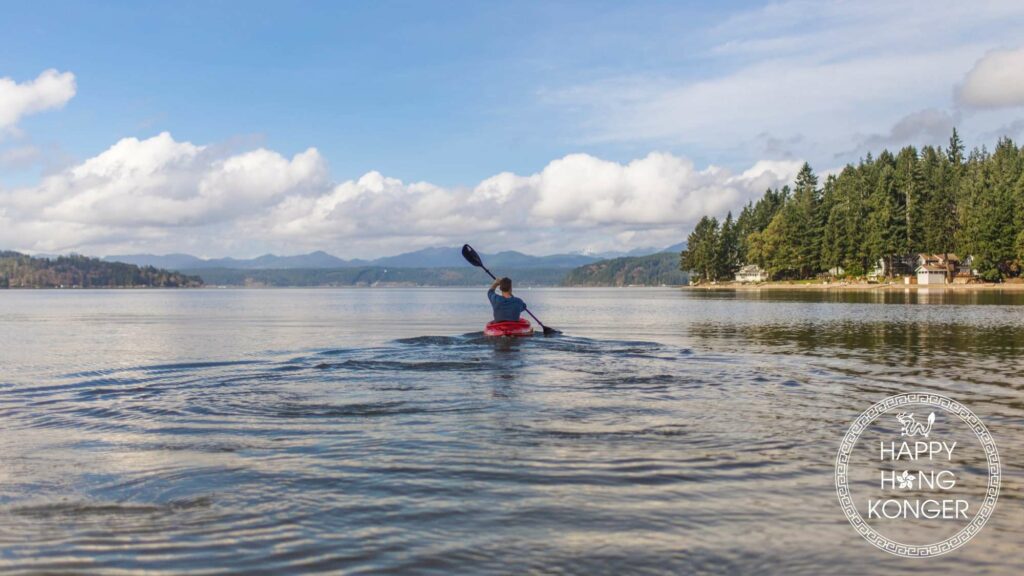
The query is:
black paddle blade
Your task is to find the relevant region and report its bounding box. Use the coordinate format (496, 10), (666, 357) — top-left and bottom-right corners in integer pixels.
(461, 244), (483, 267)
(542, 325), (561, 337)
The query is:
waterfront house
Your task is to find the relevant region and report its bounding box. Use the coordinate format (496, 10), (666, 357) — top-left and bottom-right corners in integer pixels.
(916, 253), (976, 283)
(950, 255), (977, 283)
(735, 264), (766, 283)
(916, 253), (962, 270)
(916, 264), (947, 285)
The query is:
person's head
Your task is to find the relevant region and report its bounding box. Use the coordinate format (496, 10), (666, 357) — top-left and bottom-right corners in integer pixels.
(499, 277), (512, 294)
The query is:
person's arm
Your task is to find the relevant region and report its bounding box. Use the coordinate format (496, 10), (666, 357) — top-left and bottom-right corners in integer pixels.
(487, 279), (500, 303)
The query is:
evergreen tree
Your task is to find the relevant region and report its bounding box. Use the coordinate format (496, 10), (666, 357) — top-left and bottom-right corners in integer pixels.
(735, 187), (786, 265)
(918, 146), (947, 254)
(761, 165), (821, 278)
(746, 229), (768, 271)
(791, 162), (822, 277)
(960, 139), (1021, 279)
(819, 174), (843, 271)
(865, 161), (906, 276)
(1016, 163), (1024, 269)
(895, 145), (922, 254)
(679, 216), (721, 283)
(948, 128), (965, 168)
(677, 132), (1024, 282)
(717, 212), (740, 279)
(760, 205), (801, 279)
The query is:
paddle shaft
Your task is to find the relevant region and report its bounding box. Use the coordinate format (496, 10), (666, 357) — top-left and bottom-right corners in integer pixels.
(479, 264), (549, 331)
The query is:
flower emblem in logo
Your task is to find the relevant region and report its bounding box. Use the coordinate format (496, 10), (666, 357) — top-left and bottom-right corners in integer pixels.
(896, 470), (915, 489)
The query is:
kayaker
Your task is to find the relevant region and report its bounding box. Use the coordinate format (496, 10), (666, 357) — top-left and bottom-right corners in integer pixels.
(487, 277), (527, 322)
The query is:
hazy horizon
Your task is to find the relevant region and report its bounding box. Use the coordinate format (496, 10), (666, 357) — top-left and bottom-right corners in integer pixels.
(14, 241), (685, 262)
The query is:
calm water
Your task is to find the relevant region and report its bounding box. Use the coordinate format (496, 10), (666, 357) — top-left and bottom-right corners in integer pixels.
(1, 288), (1022, 574)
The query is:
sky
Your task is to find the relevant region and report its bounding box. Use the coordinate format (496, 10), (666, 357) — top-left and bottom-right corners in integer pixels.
(2, 0), (1024, 258)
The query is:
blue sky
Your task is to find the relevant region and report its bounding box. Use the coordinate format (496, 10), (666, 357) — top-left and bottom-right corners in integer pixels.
(2, 0), (1023, 257)
(1, 1), (740, 184)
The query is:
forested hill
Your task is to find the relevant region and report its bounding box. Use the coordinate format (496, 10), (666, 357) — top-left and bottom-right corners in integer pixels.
(681, 131), (1024, 283)
(562, 252), (689, 286)
(0, 251), (203, 288)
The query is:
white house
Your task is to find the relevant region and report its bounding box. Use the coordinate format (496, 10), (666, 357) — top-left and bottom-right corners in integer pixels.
(915, 253), (978, 283)
(735, 264), (767, 283)
(916, 264), (947, 285)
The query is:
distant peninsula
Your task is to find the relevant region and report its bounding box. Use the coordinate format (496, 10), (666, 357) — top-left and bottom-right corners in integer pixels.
(0, 251), (203, 288)
(562, 252), (689, 286)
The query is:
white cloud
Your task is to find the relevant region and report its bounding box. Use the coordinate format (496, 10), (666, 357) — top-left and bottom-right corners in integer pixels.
(554, 48), (980, 152)
(1, 132), (327, 253)
(841, 109), (957, 159)
(260, 151), (799, 256)
(737, 160), (804, 191)
(545, 0), (1024, 168)
(19, 132), (327, 227)
(0, 69), (76, 132)
(957, 47), (1024, 108)
(0, 145), (41, 169)
(1, 132), (799, 257)
(709, 0), (1024, 62)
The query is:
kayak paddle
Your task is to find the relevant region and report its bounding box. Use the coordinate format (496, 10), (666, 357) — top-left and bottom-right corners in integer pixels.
(461, 244), (561, 336)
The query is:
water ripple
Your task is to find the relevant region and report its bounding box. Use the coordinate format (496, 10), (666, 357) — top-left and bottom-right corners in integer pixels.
(1, 317), (1022, 574)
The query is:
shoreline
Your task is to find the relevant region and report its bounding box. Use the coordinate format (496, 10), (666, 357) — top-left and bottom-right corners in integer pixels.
(685, 281), (1024, 292)
(1, 284), (681, 290)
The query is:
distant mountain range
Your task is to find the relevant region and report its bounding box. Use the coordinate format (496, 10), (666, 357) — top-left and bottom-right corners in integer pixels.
(585, 242), (686, 259)
(5, 243), (690, 288)
(105, 243), (687, 272)
(102, 250), (362, 270)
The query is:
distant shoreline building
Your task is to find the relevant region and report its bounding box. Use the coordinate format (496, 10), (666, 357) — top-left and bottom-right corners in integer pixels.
(916, 264), (947, 285)
(735, 264), (767, 283)
(913, 253), (976, 285)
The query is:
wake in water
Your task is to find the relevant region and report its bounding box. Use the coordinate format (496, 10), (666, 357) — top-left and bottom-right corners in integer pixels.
(1, 332), (1012, 575)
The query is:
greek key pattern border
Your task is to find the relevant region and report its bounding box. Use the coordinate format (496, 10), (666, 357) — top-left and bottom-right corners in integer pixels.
(834, 393), (1001, 558)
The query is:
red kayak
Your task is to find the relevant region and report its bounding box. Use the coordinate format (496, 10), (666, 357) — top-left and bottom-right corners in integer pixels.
(484, 318), (534, 337)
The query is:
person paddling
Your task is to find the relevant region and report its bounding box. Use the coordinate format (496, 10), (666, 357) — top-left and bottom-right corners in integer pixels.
(487, 277), (527, 322)
(462, 244), (559, 336)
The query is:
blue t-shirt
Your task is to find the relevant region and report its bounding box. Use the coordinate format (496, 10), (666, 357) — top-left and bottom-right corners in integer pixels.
(488, 288), (527, 322)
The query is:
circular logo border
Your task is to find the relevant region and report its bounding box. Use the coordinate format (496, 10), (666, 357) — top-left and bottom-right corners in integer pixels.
(835, 393), (1000, 558)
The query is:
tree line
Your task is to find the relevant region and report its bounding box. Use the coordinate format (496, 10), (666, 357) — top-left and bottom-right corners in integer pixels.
(680, 131), (1024, 283)
(0, 252), (203, 288)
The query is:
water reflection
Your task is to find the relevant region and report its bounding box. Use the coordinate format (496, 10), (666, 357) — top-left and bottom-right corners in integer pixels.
(688, 287), (1024, 305)
(688, 320), (1023, 387)
(0, 289), (1021, 574)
